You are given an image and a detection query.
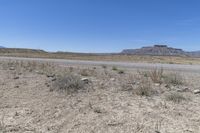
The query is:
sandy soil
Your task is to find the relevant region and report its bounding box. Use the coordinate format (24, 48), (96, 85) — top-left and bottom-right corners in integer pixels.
(0, 60), (200, 133)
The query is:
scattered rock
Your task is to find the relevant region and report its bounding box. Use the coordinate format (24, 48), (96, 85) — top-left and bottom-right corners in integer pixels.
(35, 70), (43, 75)
(45, 82), (50, 87)
(165, 84), (170, 88)
(93, 107), (106, 114)
(14, 85), (19, 88)
(51, 78), (57, 81)
(177, 87), (189, 92)
(9, 67), (15, 70)
(14, 76), (19, 79)
(18, 72), (22, 75)
(110, 78), (115, 81)
(46, 74), (55, 78)
(155, 83), (160, 86)
(107, 122), (124, 126)
(194, 89), (200, 94)
(81, 78), (89, 84)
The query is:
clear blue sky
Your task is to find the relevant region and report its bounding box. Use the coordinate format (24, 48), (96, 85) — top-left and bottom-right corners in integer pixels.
(0, 0), (200, 52)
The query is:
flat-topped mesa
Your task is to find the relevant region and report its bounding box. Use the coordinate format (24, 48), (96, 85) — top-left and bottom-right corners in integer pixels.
(154, 45), (168, 48)
(121, 44), (189, 56)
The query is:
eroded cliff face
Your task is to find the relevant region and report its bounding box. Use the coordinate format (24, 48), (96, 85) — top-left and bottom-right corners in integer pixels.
(121, 45), (188, 56)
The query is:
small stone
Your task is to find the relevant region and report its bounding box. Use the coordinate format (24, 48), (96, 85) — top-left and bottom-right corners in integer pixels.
(93, 107), (106, 113)
(51, 78), (57, 81)
(9, 67), (15, 70)
(110, 78), (115, 81)
(14, 76), (19, 80)
(81, 78), (89, 84)
(35, 71), (43, 75)
(46, 74), (55, 78)
(177, 87), (189, 92)
(165, 84), (170, 88)
(18, 73), (22, 75)
(194, 89), (200, 94)
(14, 85), (19, 88)
(155, 83), (160, 86)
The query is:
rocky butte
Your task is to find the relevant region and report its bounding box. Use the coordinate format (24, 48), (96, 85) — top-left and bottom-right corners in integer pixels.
(121, 45), (189, 56)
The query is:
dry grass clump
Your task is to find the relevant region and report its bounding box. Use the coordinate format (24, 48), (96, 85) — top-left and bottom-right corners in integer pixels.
(137, 68), (185, 87)
(101, 65), (107, 69)
(118, 69), (125, 74)
(134, 78), (154, 96)
(112, 66), (125, 74)
(1, 60), (56, 75)
(52, 74), (85, 94)
(0, 113), (5, 133)
(122, 73), (154, 96)
(137, 68), (163, 83)
(112, 66), (118, 71)
(165, 92), (186, 103)
(164, 73), (183, 86)
(79, 68), (96, 77)
(149, 68), (163, 84)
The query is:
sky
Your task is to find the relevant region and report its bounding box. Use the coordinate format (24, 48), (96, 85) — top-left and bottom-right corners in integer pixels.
(0, 0), (200, 52)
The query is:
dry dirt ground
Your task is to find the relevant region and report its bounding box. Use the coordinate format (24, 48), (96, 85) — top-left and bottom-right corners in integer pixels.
(0, 60), (200, 133)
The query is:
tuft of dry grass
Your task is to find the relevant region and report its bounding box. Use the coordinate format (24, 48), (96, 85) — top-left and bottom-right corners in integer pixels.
(112, 66), (118, 71)
(164, 73), (183, 86)
(118, 69), (125, 74)
(101, 65), (107, 69)
(134, 78), (154, 96)
(79, 68), (96, 77)
(149, 68), (163, 84)
(0, 112), (6, 133)
(52, 74), (85, 94)
(165, 92), (186, 103)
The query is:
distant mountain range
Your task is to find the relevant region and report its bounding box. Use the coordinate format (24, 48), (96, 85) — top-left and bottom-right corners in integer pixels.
(121, 45), (200, 57)
(1, 45), (200, 57)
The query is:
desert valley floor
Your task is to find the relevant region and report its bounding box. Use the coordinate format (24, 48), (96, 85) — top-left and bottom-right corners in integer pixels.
(0, 59), (200, 133)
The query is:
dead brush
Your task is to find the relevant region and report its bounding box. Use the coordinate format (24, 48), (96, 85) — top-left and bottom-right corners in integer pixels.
(79, 68), (96, 77)
(134, 78), (154, 96)
(165, 92), (186, 103)
(164, 72), (183, 86)
(137, 68), (163, 83)
(52, 74), (85, 94)
(149, 68), (163, 84)
(0, 112), (6, 133)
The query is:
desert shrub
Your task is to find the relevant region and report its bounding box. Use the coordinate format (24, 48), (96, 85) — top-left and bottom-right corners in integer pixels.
(137, 70), (149, 77)
(118, 69), (125, 74)
(149, 68), (163, 84)
(112, 66), (118, 71)
(79, 69), (96, 77)
(134, 78), (154, 96)
(165, 92), (186, 103)
(102, 65), (107, 69)
(52, 74), (85, 94)
(164, 73), (183, 86)
(79, 69), (90, 76)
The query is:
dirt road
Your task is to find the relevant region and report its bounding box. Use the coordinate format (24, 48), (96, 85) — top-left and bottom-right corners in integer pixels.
(0, 56), (200, 72)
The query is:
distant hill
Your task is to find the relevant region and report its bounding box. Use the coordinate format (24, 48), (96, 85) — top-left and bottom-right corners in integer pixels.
(0, 45), (200, 58)
(121, 45), (194, 57)
(188, 51), (200, 57)
(0, 48), (46, 53)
